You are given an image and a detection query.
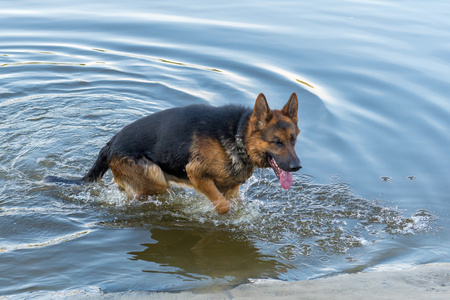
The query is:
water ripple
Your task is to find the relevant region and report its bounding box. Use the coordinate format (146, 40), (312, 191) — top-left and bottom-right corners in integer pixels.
(0, 230), (90, 253)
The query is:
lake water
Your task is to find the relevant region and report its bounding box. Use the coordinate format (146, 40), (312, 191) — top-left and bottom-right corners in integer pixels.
(1, 0), (449, 297)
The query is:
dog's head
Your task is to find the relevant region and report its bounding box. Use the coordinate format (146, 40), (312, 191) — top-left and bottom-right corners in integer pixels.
(246, 93), (301, 189)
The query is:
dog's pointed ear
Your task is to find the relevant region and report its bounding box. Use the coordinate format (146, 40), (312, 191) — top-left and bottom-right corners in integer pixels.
(251, 93), (273, 130)
(282, 93), (298, 123)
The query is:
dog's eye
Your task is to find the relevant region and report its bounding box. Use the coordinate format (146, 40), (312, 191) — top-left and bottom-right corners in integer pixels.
(291, 136), (296, 146)
(272, 139), (284, 147)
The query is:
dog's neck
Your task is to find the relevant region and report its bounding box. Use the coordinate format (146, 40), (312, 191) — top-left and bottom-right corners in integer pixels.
(235, 112), (252, 164)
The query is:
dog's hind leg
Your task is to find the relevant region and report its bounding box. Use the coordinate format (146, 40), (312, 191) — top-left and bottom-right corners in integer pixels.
(109, 157), (169, 198)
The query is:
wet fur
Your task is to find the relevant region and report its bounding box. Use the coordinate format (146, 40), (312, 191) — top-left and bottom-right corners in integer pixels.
(45, 93), (301, 214)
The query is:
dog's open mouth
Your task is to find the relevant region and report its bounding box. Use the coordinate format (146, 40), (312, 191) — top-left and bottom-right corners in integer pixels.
(268, 155), (293, 190)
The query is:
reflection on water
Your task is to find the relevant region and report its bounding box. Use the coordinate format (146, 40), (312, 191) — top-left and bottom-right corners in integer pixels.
(129, 228), (282, 282)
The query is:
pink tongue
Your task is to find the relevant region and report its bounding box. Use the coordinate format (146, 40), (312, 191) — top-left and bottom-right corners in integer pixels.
(280, 170), (293, 189)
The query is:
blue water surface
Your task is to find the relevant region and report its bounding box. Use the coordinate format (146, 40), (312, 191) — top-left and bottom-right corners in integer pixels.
(1, 0), (449, 297)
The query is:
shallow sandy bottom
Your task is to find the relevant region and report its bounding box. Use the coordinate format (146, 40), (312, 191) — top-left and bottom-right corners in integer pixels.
(61, 263), (450, 300)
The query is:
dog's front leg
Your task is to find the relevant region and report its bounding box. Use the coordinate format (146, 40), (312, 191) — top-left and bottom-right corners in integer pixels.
(187, 176), (230, 214)
(223, 185), (241, 200)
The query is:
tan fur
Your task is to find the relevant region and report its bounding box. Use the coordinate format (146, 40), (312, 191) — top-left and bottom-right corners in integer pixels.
(186, 135), (254, 214)
(109, 157), (169, 198)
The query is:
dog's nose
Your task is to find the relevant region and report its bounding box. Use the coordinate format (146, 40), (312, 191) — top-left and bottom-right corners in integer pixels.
(289, 159), (302, 172)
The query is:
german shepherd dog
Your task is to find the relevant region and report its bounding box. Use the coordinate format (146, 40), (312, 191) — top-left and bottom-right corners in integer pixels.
(45, 93), (302, 214)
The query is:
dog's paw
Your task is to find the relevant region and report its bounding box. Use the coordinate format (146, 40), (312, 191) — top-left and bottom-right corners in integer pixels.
(214, 200), (231, 215)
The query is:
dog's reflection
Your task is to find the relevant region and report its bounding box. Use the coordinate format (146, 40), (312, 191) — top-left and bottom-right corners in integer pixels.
(128, 228), (285, 280)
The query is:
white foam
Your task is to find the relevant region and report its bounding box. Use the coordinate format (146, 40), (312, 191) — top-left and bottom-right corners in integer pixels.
(0, 230), (90, 253)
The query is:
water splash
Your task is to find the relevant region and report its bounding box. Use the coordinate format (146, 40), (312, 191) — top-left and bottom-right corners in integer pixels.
(61, 169), (438, 259)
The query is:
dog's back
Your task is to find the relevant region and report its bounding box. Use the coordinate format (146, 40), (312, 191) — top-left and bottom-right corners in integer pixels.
(108, 104), (251, 178)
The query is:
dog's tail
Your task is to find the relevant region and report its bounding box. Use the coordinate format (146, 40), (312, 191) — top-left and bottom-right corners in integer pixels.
(44, 143), (110, 185)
